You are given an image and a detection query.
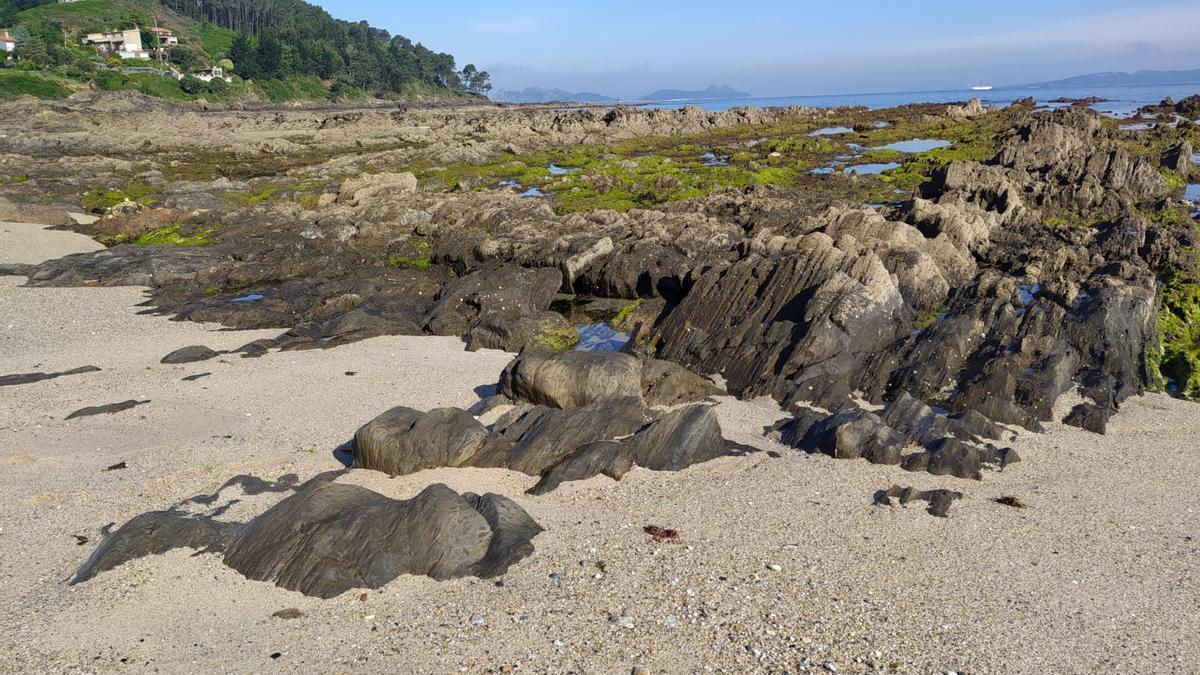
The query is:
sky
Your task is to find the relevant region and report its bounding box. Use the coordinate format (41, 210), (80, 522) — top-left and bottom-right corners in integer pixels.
(316, 0), (1200, 98)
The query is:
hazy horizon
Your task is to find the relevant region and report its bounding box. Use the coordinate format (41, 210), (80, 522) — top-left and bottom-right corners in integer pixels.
(314, 0), (1200, 99)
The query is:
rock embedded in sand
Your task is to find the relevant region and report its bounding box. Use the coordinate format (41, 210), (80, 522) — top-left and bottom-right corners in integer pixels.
(160, 345), (221, 364)
(775, 392), (1017, 480)
(352, 406), (492, 477)
(874, 485), (963, 518)
(73, 473), (542, 599)
(498, 350), (645, 409)
(352, 352), (737, 493)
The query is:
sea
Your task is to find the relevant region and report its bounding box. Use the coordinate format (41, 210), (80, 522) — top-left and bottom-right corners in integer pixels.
(639, 83), (1200, 117)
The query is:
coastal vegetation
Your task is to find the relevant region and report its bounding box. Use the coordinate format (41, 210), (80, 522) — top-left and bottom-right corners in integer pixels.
(1, 0), (487, 102)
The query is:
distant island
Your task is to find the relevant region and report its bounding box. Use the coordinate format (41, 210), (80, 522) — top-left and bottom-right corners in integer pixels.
(1019, 68), (1200, 89)
(492, 87), (618, 104)
(638, 84), (750, 101)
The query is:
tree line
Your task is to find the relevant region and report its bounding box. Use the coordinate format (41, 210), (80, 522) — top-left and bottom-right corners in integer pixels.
(157, 0), (491, 95)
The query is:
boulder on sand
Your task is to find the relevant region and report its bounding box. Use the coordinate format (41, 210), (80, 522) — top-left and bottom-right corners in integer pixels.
(73, 473), (542, 599)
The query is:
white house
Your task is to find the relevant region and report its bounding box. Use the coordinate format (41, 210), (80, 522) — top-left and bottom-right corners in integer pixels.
(0, 32), (15, 60)
(192, 66), (231, 83)
(83, 28), (149, 59)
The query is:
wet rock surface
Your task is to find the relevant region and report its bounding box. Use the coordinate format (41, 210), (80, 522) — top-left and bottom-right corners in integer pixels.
(72, 472), (542, 599)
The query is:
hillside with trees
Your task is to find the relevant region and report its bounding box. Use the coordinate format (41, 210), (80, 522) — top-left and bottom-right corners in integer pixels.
(0, 0), (491, 101)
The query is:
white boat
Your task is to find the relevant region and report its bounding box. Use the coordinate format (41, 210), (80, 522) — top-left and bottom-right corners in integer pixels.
(971, 85), (994, 91)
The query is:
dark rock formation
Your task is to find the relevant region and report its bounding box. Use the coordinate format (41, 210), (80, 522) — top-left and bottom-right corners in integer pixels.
(72, 472), (541, 599)
(657, 108), (1176, 437)
(352, 406), (491, 477)
(352, 352), (734, 492)
(498, 350), (645, 409)
(465, 311), (576, 352)
(423, 265), (562, 337)
(775, 392), (1017, 480)
(160, 345), (221, 364)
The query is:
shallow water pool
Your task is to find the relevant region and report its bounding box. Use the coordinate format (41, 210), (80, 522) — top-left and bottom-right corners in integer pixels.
(809, 126), (853, 137)
(575, 323), (630, 352)
(844, 162), (901, 175)
(870, 138), (951, 153)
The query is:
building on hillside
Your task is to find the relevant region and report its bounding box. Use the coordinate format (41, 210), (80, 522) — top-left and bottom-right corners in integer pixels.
(82, 28), (149, 59)
(191, 66), (231, 83)
(0, 32), (15, 60)
(148, 26), (177, 47)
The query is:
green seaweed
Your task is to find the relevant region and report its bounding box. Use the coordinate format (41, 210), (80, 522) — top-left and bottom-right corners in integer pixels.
(135, 224), (216, 246)
(80, 182), (161, 212)
(609, 298), (644, 329)
(1154, 258), (1200, 399)
(915, 306), (949, 331)
(222, 183), (284, 205)
(532, 321), (580, 352)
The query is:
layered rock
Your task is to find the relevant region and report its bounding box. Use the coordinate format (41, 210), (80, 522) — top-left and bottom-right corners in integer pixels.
(352, 351), (733, 493)
(72, 472), (541, 599)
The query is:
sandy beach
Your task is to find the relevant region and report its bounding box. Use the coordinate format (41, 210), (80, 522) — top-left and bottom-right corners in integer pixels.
(0, 220), (1195, 673)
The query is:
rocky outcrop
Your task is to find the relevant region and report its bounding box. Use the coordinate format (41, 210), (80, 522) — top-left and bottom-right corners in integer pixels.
(774, 391), (1017, 480)
(423, 265), (562, 336)
(351, 352), (734, 492)
(657, 108), (1177, 437)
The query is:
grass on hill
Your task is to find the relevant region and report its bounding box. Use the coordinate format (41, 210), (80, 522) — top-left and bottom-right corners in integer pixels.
(18, 0), (238, 59)
(0, 70), (73, 99)
(17, 0), (159, 34)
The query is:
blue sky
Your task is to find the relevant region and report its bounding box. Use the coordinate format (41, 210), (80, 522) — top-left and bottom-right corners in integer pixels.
(317, 1), (1200, 97)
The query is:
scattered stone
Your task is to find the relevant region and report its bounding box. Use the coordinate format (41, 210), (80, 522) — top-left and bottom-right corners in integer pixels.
(181, 372), (211, 381)
(766, 563), (782, 572)
(103, 461), (127, 472)
(993, 495), (1027, 509)
(874, 485), (963, 518)
(272, 608), (304, 620)
(609, 615), (635, 629)
(469, 613), (485, 626)
(73, 535), (89, 546)
(644, 525), (681, 544)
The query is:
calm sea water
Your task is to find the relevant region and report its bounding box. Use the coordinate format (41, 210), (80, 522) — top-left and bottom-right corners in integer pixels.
(642, 83), (1200, 117)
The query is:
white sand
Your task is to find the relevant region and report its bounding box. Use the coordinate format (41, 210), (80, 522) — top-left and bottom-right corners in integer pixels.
(1, 222), (1197, 673)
